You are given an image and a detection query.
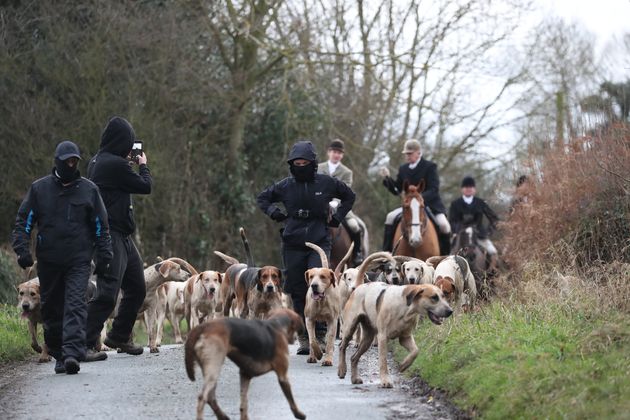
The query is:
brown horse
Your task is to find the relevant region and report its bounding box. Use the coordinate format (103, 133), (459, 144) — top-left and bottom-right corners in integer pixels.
(329, 225), (354, 270)
(392, 181), (440, 260)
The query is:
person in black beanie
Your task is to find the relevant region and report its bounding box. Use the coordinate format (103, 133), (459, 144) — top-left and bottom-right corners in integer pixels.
(84, 116), (152, 361)
(257, 140), (355, 355)
(449, 176), (500, 271)
(12, 140), (113, 374)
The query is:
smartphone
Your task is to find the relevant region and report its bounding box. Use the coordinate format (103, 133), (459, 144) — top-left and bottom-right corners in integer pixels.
(130, 140), (143, 162)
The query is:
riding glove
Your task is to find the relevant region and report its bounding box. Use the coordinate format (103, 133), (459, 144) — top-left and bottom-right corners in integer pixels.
(271, 209), (288, 222)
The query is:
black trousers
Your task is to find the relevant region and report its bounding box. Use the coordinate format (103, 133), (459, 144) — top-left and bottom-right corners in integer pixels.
(86, 232), (146, 347)
(282, 241), (331, 325)
(37, 261), (92, 361)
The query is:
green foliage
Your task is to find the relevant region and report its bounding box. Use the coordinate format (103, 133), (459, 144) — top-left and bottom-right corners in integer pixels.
(0, 304), (33, 364)
(399, 302), (630, 419)
(0, 249), (20, 304)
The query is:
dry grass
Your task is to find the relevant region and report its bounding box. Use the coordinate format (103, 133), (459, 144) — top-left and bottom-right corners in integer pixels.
(498, 123), (630, 313)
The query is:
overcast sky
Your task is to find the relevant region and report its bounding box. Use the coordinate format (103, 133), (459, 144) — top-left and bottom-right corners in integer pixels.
(540, 0), (630, 49)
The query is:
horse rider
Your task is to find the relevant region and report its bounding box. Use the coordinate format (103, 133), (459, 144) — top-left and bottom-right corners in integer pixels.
(257, 140), (355, 355)
(379, 139), (451, 253)
(449, 175), (500, 272)
(317, 139), (365, 265)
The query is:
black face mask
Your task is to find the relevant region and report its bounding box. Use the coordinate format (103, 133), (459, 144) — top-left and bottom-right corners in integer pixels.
(54, 158), (79, 183)
(290, 161), (316, 182)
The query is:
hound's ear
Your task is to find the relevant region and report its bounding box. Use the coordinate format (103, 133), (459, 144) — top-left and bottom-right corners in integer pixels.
(304, 270), (311, 285)
(217, 273), (223, 283)
(405, 286), (424, 306)
(256, 269), (265, 291)
(277, 269), (282, 283)
(155, 262), (162, 273)
(329, 269), (336, 287)
(158, 262), (172, 277)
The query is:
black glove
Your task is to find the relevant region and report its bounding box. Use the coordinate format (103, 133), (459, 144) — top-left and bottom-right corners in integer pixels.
(94, 259), (111, 276)
(270, 209), (288, 222)
(328, 215), (341, 228)
(17, 253), (34, 269)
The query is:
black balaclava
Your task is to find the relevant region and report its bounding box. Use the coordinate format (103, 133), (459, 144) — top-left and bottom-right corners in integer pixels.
(289, 161), (317, 182)
(287, 140), (318, 183)
(54, 140), (81, 183)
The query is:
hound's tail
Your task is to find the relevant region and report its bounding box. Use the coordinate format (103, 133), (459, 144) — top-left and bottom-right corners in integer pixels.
(166, 257), (199, 275)
(240, 227), (255, 266)
(213, 251), (240, 266)
(184, 327), (203, 381)
(355, 251), (396, 287)
(334, 242), (355, 279)
(305, 242), (329, 269)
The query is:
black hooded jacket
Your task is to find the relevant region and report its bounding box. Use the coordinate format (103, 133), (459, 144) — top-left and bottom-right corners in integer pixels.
(257, 141), (356, 247)
(87, 117), (152, 236)
(12, 170), (113, 266)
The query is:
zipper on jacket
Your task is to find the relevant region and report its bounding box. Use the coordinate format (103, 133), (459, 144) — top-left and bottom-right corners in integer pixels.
(304, 182), (309, 239)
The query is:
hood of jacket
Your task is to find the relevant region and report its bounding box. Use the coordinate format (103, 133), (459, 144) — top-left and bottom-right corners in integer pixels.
(98, 116), (135, 157)
(287, 140), (318, 164)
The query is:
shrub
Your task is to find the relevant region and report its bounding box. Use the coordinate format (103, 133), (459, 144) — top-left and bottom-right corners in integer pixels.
(499, 123), (630, 312)
(0, 247), (20, 305)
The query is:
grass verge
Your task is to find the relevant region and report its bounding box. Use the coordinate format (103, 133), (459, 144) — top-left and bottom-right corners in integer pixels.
(0, 304), (34, 364)
(397, 302), (630, 419)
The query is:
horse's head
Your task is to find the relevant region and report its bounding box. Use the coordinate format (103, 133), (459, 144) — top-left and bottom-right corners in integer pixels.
(401, 181), (427, 248)
(455, 226), (477, 261)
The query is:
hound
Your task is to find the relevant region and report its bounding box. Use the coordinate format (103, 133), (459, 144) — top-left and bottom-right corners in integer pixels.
(338, 282), (452, 388)
(17, 278), (49, 363)
(161, 281), (187, 344)
(216, 228), (283, 319)
(427, 255), (477, 314)
(397, 257), (434, 285)
(185, 308), (306, 420)
(302, 242), (341, 366)
(138, 258), (192, 353)
(185, 270), (223, 330)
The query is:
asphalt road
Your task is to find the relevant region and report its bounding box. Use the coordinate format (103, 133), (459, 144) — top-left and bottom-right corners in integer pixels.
(0, 343), (454, 420)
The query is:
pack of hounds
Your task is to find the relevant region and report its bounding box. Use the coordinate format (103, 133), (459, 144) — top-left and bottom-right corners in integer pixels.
(17, 228), (479, 420)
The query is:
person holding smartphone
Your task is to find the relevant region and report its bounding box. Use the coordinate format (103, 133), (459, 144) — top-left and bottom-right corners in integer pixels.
(84, 116), (152, 361)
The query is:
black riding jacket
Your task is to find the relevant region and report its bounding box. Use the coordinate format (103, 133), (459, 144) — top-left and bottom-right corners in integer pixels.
(449, 196), (499, 239)
(257, 174), (356, 247)
(383, 158), (447, 214)
(12, 171), (113, 266)
(87, 118), (152, 236)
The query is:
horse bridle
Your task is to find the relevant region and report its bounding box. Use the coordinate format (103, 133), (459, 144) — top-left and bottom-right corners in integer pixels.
(400, 199), (428, 241)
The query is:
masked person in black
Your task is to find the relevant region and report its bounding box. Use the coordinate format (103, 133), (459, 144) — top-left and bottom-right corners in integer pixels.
(84, 117), (152, 361)
(257, 140), (356, 354)
(12, 141), (113, 374)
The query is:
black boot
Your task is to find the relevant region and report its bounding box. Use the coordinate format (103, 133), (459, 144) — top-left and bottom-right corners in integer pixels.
(438, 233), (451, 255)
(296, 333), (309, 355)
(350, 230), (364, 266)
(382, 224), (395, 252)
